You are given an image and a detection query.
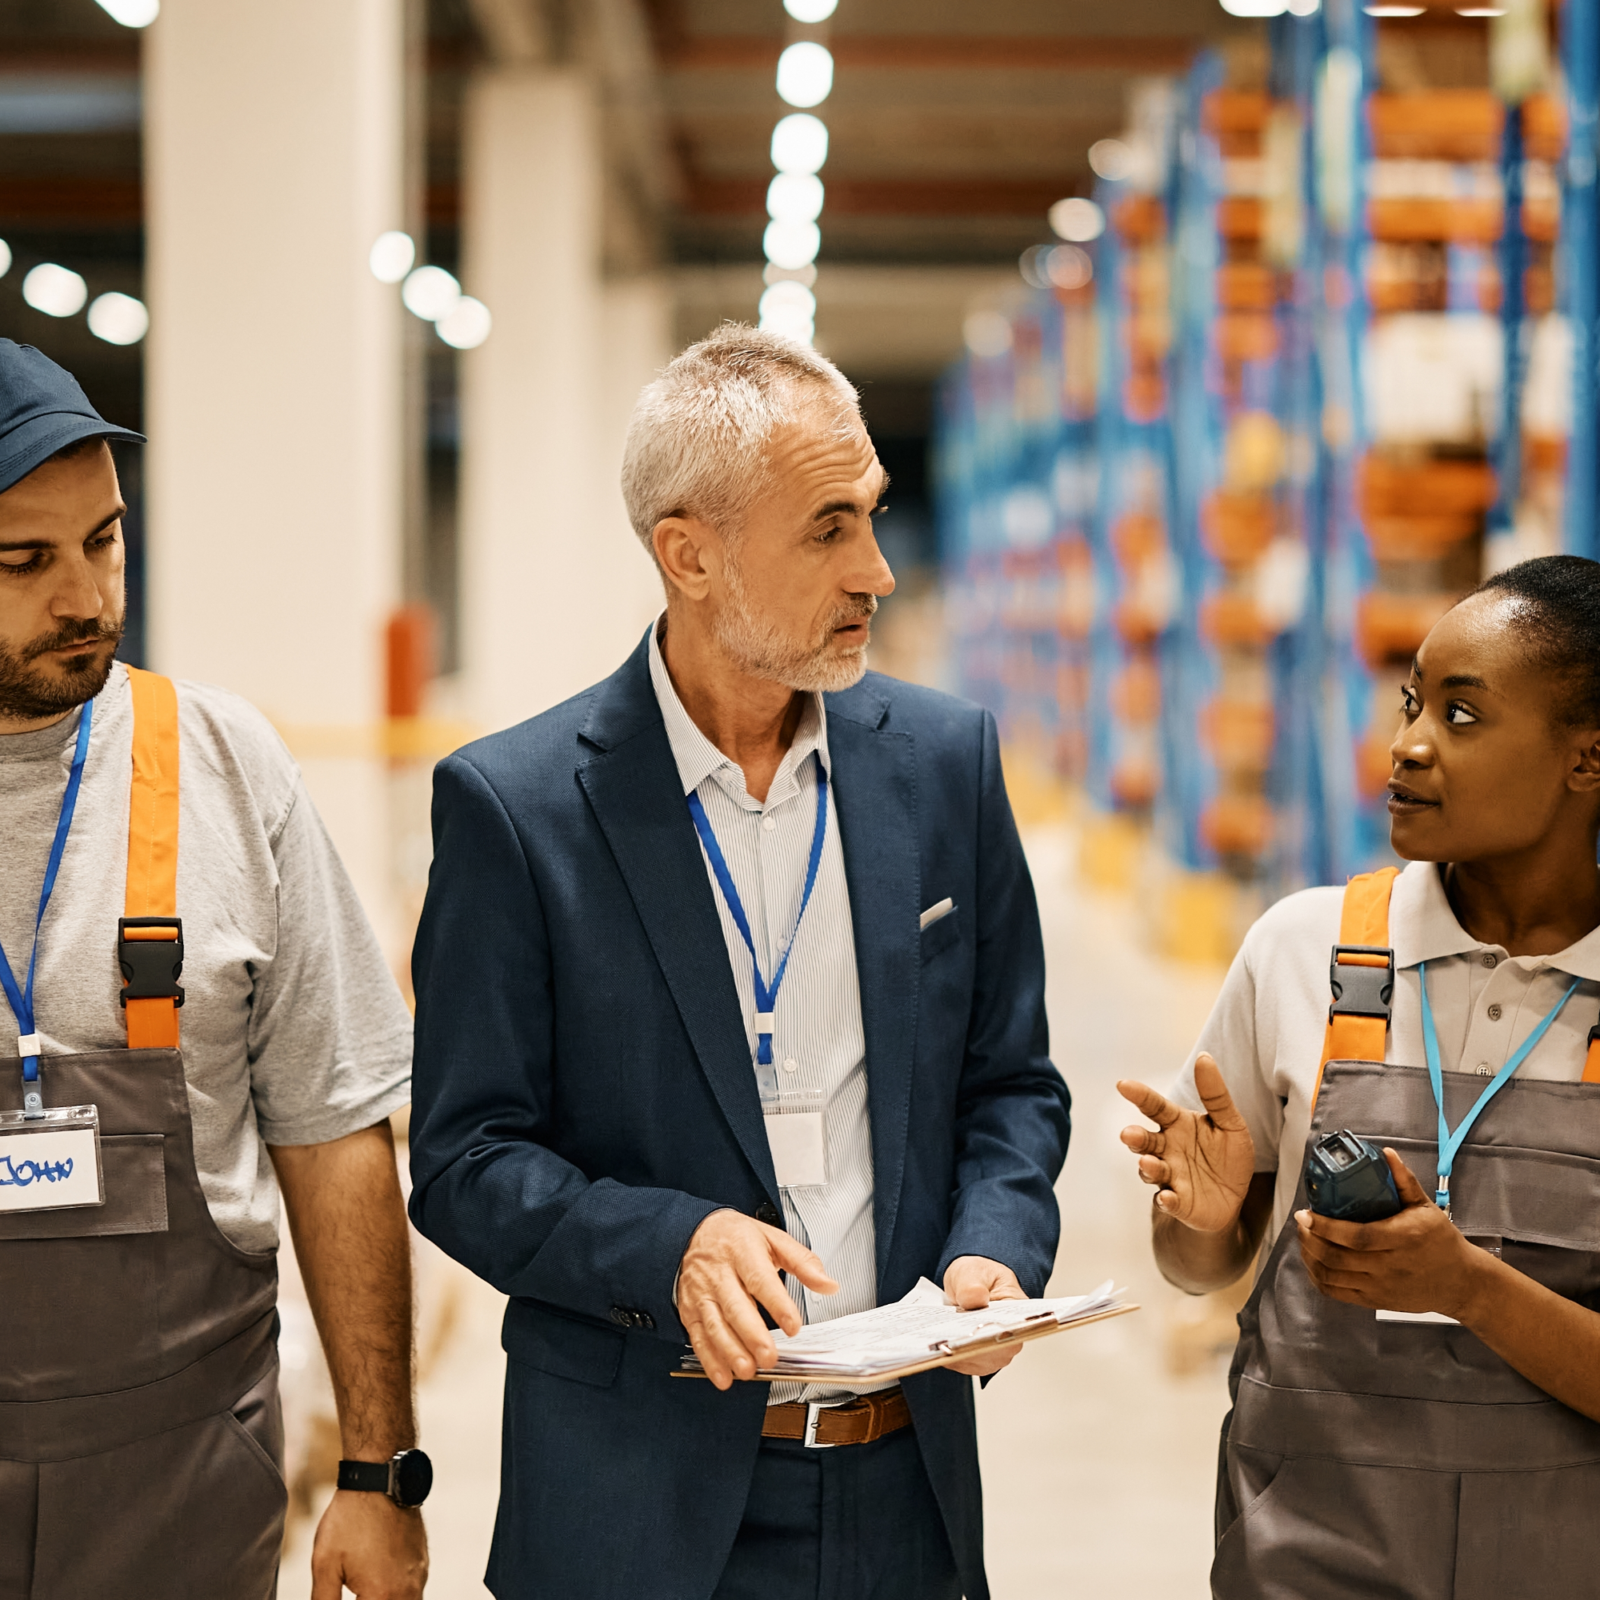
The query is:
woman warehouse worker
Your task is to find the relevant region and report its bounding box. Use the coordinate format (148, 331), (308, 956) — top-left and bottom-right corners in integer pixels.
(1119, 555), (1600, 1597)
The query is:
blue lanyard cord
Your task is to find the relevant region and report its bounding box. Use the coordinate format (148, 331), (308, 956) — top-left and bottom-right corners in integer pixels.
(686, 761), (829, 1067)
(1419, 957), (1581, 1210)
(0, 698), (95, 1092)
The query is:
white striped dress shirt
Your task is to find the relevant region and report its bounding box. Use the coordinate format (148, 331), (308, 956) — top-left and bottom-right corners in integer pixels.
(649, 622), (881, 1403)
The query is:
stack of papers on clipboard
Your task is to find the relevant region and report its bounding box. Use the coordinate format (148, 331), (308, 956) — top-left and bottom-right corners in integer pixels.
(677, 1277), (1136, 1383)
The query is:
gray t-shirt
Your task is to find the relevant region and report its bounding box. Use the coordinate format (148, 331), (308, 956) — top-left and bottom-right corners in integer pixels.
(0, 663), (412, 1251)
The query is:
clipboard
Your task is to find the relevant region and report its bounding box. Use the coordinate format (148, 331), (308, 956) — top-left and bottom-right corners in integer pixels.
(671, 1300), (1139, 1382)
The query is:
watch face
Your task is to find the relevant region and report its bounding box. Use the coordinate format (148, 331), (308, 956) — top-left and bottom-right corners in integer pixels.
(393, 1449), (433, 1508)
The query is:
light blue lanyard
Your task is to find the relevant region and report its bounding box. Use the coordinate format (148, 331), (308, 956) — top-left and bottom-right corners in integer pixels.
(1418, 956), (1580, 1211)
(686, 759), (828, 1069)
(0, 699), (94, 1116)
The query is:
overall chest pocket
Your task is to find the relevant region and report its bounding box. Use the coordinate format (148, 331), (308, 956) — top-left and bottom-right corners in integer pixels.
(0, 1133), (167, 1241)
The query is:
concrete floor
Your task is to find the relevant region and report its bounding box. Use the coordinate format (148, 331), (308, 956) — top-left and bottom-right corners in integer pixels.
(281, 822), (1234, 1598)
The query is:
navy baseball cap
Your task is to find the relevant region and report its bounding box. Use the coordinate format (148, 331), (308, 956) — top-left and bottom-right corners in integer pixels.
(0, 339), (144, 496)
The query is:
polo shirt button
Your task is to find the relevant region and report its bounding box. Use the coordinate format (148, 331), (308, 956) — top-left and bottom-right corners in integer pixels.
(762, 815), (776, 832)
(1481, 952), (1499, 968)
(783, 1057), (798, 1073)
(1488, 1003), (1502, 1021)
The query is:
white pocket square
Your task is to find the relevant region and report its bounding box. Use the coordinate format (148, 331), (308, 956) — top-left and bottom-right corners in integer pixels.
(919, 898), (955, 932)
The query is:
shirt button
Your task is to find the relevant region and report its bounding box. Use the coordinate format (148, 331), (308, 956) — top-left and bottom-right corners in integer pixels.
(1477, 1062), (1493, 1076)
(762, 815), (776, 832)
(783, 1057), (798, 1073)
(1488, 1003), (1502, 1021)
(1481, 952), (1498, 968)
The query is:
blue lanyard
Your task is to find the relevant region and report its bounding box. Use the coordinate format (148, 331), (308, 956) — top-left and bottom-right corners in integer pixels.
(0, 698), (94, 1114)
(686, 759), (828, 1068)
(1418, 956), (1580, 1212)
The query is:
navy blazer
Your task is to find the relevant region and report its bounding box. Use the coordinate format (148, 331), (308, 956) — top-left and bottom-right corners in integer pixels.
(407, 633), (1071, 1600)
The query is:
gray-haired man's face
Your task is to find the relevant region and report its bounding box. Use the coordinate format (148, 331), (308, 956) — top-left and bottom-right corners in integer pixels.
(705, 412), (895, 693)
(0, 442), (126, 729)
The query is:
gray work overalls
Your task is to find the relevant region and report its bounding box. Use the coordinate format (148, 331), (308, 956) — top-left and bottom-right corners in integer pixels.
(0, 670), (283, 1597)
(1215, 871), (1600, 1597)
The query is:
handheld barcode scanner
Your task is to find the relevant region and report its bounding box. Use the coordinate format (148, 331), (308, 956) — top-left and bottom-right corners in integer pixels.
(1305, 1130), (1403, 1223)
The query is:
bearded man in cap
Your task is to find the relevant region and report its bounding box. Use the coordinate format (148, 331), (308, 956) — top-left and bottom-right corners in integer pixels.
(0, 340), (429, 1599)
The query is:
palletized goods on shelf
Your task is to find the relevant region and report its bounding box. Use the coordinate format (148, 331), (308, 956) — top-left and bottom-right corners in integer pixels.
(936, 0), (1590, 929)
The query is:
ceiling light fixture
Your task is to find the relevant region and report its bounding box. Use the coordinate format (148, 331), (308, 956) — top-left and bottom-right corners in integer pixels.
(94, 0), (159, 25)
(1048, 197), (1105, 243)
(87, 292), (149, 345)
(1362, 4), (1425, 13)
(401, 265), (461, 322)
(0, 241), (10, 278)
(369, 231), (416, 284)
(1088, 139), (1134, 181)
(963, 310), (1013, 360)
(767, 172), (824, 224)
(436, 296), (492, 350)
(771, 113), (829, 175)
(782, 0), (838, 18)
(1219, 0), (1288, 15)
(22, 263), (88, 317)
(763, 218), (822, 271)
(776, 42), (834, 109)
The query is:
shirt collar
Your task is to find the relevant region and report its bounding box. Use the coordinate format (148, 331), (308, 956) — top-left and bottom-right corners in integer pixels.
(1390, 858), (1600, 982)
(647, 615), (830, 802)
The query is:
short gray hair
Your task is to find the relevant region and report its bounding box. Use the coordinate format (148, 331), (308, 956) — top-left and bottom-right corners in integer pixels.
(621, 323), (861, 554)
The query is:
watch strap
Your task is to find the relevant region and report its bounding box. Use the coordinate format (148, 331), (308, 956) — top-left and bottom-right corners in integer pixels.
(337, 1459), (392, 1495)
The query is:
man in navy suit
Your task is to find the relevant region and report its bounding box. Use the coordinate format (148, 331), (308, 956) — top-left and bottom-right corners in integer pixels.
(407, 326), (1071, 1600)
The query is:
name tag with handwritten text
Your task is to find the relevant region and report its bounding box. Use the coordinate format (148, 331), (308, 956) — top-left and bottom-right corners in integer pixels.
(0, 1105), (104, 1213)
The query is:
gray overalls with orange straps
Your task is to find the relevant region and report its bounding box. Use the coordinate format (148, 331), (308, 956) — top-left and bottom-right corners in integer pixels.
(0, 670), (282, 1598)
(1214, 868), (1600, 1598)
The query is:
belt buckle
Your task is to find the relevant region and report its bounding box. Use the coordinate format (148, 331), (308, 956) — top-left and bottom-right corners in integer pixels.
(803, 1401), (838, 1450)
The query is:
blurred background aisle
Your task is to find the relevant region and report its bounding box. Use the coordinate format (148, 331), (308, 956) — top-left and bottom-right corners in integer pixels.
(278, 817), (1233, 1600)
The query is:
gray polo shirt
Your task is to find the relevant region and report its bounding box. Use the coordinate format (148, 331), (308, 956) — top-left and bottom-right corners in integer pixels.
(0, 663), (412, 1252)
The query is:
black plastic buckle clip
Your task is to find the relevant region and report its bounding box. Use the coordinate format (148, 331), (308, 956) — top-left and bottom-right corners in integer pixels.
(1328, 944), (1394, 1024)
(117, 917), (185, 1008)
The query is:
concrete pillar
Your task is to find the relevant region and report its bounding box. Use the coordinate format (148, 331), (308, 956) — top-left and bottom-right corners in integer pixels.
(458, 69), (663, 732)
(144, 0), (405, 945)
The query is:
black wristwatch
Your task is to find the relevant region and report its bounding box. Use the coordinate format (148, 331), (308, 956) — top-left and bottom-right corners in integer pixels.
(337, 1449), (433, 1508)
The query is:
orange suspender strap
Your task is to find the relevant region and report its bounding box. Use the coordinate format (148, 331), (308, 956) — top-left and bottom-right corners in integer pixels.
(1312, 866), (1401, 1106)
(1585, 1027), (1600, 1084)
(120, 667), (183, 1050)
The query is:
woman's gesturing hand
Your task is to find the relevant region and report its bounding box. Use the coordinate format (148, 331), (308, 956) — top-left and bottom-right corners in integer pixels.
(1117, 1053), (1257, 1234)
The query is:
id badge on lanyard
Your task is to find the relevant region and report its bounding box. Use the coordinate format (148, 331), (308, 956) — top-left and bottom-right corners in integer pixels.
(0, 699), (105, 1213)
(687, 762), (831, 1193)
(764, 1089), (826, 1189)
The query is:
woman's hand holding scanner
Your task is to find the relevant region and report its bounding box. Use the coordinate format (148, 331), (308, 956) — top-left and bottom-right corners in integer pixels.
(1118, 1055), (1274, 1294)
(677, 1210), (838, 1390)
(1297, 1147), (1488, 1318)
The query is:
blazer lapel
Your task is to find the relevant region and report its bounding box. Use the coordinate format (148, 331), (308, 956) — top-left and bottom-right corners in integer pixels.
(826, 680), (920, 1281)
(575, 637), (779, 1202)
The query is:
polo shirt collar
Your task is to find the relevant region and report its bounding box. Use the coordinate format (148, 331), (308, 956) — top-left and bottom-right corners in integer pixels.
(1390, 858), (1600, 981)
(647, 615), (831, 801)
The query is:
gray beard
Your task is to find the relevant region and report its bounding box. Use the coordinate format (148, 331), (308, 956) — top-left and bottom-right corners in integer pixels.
(712, 557), (876, 694)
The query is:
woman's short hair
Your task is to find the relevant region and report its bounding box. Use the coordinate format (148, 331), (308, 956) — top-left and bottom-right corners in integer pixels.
(621, 323), (860, 557)
(1475, 554), (1600, 727)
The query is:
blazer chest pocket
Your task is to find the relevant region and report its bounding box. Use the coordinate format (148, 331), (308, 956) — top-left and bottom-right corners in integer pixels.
(0, 1133), (168, 1241)
(502, 1298), (626, 1389)
(920, 904), (962, 963)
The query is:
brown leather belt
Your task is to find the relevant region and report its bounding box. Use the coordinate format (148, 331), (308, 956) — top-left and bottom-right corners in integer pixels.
(761, 1387), (910, 1448)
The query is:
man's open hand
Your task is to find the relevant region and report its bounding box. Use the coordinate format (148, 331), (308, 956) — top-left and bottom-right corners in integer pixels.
(310, 1489), (427, 1600)
(678, 1210), (839, 1389)
(942, 1256), (1028, 1376)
